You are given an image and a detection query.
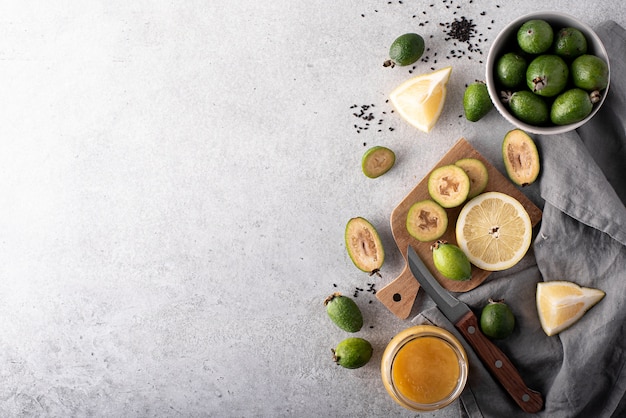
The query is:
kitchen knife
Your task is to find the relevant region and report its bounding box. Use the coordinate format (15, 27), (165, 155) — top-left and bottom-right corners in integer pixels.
(407, 245), (544, 413)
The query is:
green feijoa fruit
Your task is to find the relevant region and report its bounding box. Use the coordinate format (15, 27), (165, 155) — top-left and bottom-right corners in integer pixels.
(428, 164), (471, 208)
(455, 158), (489, 199)
(526, 55), (569, 97)
(463, 81), (493, 122)
(324, 292), (363, 333)
(571, 54), (609, 92)
(505, 90), (549, 125)
(480, 300), (516, 339)
(517, 19), (554, 54)
(332, 337), (373, 369)
(502, 129), (540, 187)
(406, 199), (448, 242)
(553, 27), (588, 59)
(362, 146), (395, 178)
(550, 88), (593, 126)
(345, 217), (384, 274)
(431, 240), (471, 281)
(386, 33), (425, 67)
(496, 52), (527, 89)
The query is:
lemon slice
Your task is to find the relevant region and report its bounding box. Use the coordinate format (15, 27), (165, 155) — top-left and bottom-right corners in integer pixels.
(389, 66), (452, 133)
(536, 281), (605, 336)
(455, 191), (532, 271)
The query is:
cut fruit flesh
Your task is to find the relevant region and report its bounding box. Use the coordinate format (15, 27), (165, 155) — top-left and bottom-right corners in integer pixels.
(455, 191), (532, 271)
(502, 129), (540, 187)
(455, 158), (489, 199)
(406, 200), (448, 242)
(345, 217), (384, 273)
(428, 164), (470, 208)
(389, 66), (452, 133)
(362, 146), (395, 178)
(536, 281), (605, 336)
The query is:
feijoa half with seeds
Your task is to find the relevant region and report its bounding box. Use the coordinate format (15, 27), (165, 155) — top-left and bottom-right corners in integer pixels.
(454, 158), (489, 199)
(406, 200), (448, 242)
(502, 129), (540, 187)
(345, 217), (384, 274)
(324, 292), (363, 333)
(362, 146), (395, 178)
(428, 164), (471, 208)
(332, 337), (373, 369)
(431, 240), (472, 281)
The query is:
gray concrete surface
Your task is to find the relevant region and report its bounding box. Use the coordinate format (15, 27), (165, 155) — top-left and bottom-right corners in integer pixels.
(0, 1), (623, 417)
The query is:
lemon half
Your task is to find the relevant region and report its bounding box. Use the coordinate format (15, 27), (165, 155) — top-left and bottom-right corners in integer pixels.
(455, 191), (532, 271)
(389, 66), (452, 133)
(536, 281), (605, 336)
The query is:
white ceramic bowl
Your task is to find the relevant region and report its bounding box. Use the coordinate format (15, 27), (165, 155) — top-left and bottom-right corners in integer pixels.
(486, 11), (610, 135)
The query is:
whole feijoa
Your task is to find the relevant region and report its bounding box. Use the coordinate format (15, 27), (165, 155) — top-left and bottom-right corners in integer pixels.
(480, 300), (516, 339)
(517, 19), (554, 54)
(526, 55), (569, 97)
(386, 33), (425, 67)
(324, 292), (363, 333)
(332, 337), (373, 369)
(550, 88), (593, 126)
(431, 240), (472, 281)
(496, 52), (528, 89)
(571, 54), (609, 92)
(463, 81), (493, 122)
(505, 90), (549, 125)
(553, 27), (588, 59)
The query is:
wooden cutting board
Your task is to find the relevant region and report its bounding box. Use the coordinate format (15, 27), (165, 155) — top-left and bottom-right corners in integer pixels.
(376, 138), (542, 319)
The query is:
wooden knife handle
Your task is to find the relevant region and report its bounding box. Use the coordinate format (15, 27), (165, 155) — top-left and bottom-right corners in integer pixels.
(455, 310), (544, 413)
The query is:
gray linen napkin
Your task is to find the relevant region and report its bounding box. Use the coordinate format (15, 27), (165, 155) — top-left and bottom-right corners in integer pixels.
(412, 21), (626, 418)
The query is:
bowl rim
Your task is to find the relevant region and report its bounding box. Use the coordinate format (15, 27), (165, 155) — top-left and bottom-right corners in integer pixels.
(485, 11), (611, 135)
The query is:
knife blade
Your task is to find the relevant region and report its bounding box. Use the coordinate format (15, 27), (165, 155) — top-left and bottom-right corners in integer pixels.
(407, 245), (543, 413)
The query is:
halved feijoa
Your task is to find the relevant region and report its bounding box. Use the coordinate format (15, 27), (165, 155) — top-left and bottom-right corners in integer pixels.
(324, 292), (363, 333)
(406, 200), (448, 242)
(454, 158), (489, 199)
(502, 129), (540, 187)
(362, 146), (395, 178)
(345, 217), (384, 273)
(431, 240), (471, 281)
(427, 164), (471, 208)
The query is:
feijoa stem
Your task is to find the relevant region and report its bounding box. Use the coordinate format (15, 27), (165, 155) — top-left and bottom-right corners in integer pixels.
(324, 292), (341, 306)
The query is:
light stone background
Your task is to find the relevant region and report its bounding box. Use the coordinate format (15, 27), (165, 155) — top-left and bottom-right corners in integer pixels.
(1, 1), (623, 417)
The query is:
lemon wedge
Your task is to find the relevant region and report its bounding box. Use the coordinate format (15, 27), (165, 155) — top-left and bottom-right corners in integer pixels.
(389, 66), (452, 133)
(455, 191), (532, 271)
(536, 281), (605, 336)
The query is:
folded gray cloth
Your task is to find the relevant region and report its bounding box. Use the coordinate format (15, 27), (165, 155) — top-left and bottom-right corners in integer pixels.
(413, 21), (626, 418)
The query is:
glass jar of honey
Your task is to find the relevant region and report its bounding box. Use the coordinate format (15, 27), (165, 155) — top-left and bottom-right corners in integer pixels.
(381, 325), (468, 411)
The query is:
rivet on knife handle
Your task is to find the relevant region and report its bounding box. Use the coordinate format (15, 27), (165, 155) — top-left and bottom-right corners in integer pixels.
(455, 310), (544, 413)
